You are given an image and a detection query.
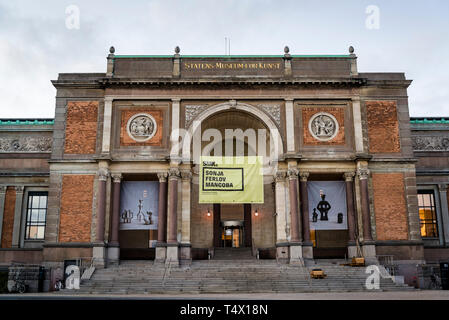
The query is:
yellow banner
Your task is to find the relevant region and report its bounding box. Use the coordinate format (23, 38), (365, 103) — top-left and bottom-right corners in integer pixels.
(199, 156), (264, 204)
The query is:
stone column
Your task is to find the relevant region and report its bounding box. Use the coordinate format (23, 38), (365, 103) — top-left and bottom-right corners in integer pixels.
(287, 168), (302, 264)
(274, 171), (288, 261)
(344, 172), (358, 258)
(0, 186), (7, 247)
(438, 184), (449, 246)
(108, 173), (122, 265)
(357, 168), (376, 261)
(180, 170), (192, 263)
(299, 172), (313, 259)
(94, 168), (108, 267)
(11, 186), (24, 248)
(166, 168), (180, 265)
(155, 172), (168, 263)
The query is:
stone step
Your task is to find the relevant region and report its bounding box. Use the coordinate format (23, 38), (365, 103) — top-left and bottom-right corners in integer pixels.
(69, 259), (416, 294)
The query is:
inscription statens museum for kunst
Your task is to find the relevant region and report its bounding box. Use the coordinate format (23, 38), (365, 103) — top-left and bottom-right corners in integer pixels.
(183, 62), (282, 70)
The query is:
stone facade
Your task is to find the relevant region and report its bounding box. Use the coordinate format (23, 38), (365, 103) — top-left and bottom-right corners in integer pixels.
(0, 48), (448, 291)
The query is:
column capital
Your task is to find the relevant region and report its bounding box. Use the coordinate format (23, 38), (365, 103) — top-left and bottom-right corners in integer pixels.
(274, 170), (287, 182)
(14, 186), (24, 193)
(168, 167), (181, 179)
(357, 168), (370, 180)
(98, 168), (110, 181)
(171, 98), (181, 103)
(111, 173), (122, 183)
(438, 184), (448, 192)
(287, 168), (299, 180)
(343, 171), (356, 182)
(299, 172), (310, 182)
(157, 172), (169, 183)
(181, 170), (192, 181)
(0, 186), (6, 194)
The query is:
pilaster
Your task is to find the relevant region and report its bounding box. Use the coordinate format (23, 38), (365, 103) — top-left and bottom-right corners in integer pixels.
(11, 186), (24, 248)
(0, 186), (7, 247)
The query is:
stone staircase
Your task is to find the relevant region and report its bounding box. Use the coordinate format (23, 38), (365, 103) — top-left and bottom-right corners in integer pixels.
(65, 256), (416, 294)
(213, 247), (255, 260)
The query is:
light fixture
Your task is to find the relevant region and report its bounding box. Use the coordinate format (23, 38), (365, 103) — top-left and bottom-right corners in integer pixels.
(255, 209), (259, 217)
(207, 209), (211, 217)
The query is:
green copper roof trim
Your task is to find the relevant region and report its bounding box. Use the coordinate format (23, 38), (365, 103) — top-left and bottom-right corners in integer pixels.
(0, 119), (54, 126)
(114, 55), (351, 59)
(410, 118), (449, 124)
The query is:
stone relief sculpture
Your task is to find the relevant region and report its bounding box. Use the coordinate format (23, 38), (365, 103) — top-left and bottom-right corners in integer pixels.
(0, 136), (52, 152)
(308, 112), (339, 141)
(185, 105), (208, 128)
(412, 136), (449, 151)
(126, 113), (157, 142)
(257, 104), (281, 128)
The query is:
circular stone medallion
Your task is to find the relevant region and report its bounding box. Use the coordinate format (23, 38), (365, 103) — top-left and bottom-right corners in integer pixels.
(126, 113), (157, 142)
(308, 112), (339, 142)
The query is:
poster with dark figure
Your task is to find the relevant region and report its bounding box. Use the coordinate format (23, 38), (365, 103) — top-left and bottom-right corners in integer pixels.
(317, 194), (331, 221)
(119, 181), (159, 231)
(308, 181), (348, 230)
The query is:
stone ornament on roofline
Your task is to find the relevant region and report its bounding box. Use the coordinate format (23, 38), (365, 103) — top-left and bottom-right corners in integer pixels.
(126, 113), (157, 142)
(308, 112), (339, 142)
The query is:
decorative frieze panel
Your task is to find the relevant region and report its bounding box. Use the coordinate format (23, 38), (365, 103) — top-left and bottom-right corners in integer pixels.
(257, 104), (281, 128)
(0, 136), (52, 153)
(185, 105), (208, 128)
(412, 136), (449, 151)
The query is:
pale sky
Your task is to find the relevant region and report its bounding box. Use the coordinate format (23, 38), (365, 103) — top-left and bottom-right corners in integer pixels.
(0, 0), (448, 118)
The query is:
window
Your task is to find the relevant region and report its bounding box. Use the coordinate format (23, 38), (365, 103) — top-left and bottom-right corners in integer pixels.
(25, 192), (48, 240)
(418, 190), (438, 238)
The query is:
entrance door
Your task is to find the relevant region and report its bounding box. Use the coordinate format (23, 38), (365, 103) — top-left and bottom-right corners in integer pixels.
(213, 204), (252, 248)
(221, 223), (244, 247)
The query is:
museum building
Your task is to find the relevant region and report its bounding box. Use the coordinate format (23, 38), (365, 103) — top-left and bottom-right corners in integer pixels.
(0, 47), (448, 289)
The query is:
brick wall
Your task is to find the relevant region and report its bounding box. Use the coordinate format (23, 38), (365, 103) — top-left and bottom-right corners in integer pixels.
(1, 187), (16, 248)
(120, 109), (163, 146)
(64, 101), (98, 154)
(372, 173), (409, 240)
(366, 101), (401, 153)
(302, 107), (345, 145)
(58, 175), (95, 242)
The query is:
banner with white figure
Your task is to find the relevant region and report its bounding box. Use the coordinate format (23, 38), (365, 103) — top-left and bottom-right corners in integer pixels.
(119, 181), (159, 230)
(307, 181), (348, 230)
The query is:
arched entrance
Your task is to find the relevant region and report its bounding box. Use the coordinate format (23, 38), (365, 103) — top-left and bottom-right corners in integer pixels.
(185, 102), (283, 256)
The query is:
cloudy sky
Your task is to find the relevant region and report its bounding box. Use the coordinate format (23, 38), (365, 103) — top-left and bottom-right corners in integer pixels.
(0, 0), (448, 118)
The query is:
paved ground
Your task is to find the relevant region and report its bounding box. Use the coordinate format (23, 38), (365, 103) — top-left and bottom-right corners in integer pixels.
(1, 291), (449, 300)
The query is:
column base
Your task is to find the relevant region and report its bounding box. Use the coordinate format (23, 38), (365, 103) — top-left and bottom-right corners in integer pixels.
(289, 243), (304, 265)
(155, 243), (167, 264)
(347, 245), (359, 259)
(180, 243), (192, 265)
(275, 243), (289, 264)
(362, 241), (378, 264)
(93, 244), (106, 268)
(165, 244), (179, 266)
(302, 242), (314, 259)
(107, 246), (120, 266)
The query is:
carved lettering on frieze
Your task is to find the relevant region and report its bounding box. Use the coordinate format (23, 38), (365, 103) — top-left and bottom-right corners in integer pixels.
(0, 136), (52, 153)
(412, 136), (449, 151)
